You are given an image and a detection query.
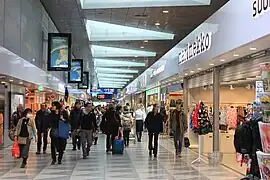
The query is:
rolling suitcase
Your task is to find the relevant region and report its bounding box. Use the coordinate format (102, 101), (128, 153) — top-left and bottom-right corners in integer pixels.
(112, 129), (124, 154)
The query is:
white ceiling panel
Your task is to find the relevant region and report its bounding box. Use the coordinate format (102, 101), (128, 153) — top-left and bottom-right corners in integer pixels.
(96, 67), (138, 74)
(97, 73), (133, 78)
(86, 20), (174, 41)
(98, 78), (130, 82)
(94, 58), (145, 67)
(81, 0), (210, 9)
(91, 45), (156, 57)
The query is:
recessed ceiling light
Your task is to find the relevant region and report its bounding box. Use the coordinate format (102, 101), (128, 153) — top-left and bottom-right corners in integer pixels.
(250, 47), (257, 51)
(185, 73), (188, 76)
(233, 54), (239, 57)
(32, 58), (35, 62)
(190, 70), (195, 73)
(220, 59), (225, 62)
(155, 22), (160, 26)
(9, 79), (13, 82)
(140, 46), (144, 49)
(19, 82), (23, 84)
(162, 10), (169, 14)
(209, 63), (215, 66)
(197, 68), (202, 70)
(1, 81), (5, 84)
(134, 56), (138, 57)
(144, 40), (148, 43)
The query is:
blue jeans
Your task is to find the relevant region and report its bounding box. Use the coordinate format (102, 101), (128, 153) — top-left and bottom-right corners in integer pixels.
(173, 130), (184, 153)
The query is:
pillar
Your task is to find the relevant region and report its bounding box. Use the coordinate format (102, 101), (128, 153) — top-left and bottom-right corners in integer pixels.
(213, 67), (220, 152)
(183, 77), (188, 116)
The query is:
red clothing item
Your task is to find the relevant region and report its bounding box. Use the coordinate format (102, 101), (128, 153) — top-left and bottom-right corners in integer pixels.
(192, 104), (200, 129)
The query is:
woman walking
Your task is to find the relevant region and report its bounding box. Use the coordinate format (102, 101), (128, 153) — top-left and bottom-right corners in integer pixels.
(15, 108), (37, 168)
(121, 106), (133, 147)
(145, 104), (163, 158)
(134, 104), (146, 142)
(49, 101), (69, 165)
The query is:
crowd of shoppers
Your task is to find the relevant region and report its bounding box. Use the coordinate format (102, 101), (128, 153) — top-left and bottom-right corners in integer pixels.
(10, 100), (188, 168)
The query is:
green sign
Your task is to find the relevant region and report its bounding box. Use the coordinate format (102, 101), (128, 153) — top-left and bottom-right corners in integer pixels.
(38, 85), (44, 92)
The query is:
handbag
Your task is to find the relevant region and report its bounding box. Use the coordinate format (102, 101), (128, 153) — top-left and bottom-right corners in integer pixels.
(18, 136), (27, 145)
(184, 137), (190, 148)
(8, 128), (15, 141)
(12, 140), (20, 158)
(50, 128), (58, 138)
(58, 120), (71, 139)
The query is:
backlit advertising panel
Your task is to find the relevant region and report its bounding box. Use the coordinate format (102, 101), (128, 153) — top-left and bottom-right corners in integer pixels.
(47, 33), (71, 71)
(68, 59), (83, 83)
(78, 72), (89, 89)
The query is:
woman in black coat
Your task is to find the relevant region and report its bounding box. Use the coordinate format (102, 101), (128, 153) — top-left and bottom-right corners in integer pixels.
(145, 104), (163, 158)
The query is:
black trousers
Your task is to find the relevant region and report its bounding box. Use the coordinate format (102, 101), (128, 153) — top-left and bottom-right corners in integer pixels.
(148, 133), (159, 155)
(72, 130), (80, 150)
(37, 130), (48, 152)
(123, 130), (130, 146)
(51, 137), (66, 162)
(106, 133), (116, 151)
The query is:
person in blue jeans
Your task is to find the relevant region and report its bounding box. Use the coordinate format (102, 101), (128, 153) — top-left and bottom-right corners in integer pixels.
(170, 100), (187, 157)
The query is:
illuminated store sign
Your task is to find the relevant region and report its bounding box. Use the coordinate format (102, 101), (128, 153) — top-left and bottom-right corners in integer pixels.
(150, 65), (165, 78)
(252, 0), (270, 18)
(178, 32), (212, 65)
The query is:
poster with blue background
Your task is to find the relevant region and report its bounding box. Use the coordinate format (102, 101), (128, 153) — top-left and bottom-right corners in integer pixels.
(68, 59), (83, 83)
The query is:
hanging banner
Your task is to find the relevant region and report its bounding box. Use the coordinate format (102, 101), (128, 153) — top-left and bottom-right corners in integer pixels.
(47, 33), (71, 71)
(78, 72), (89, 89)
(68, 59), (83, 83)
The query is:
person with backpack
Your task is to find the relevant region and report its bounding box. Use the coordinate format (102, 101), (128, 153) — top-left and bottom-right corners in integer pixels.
(121, 106), (133, 147)
(14, 108), (37, 168)
(78, 102), (97, 159)
(169, 100), (187, 157)
(49, 101), (69, 165)
(70, 102), (82, 151)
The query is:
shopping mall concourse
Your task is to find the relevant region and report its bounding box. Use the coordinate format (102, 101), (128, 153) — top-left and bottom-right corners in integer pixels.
(0, 0), (269, 179)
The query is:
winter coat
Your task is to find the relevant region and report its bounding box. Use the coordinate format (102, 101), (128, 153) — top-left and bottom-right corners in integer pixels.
(70, 108), (81, 131)
(170, 109), (187, 134)
(145, 112), (163, 133)
(35, 109), (50, 133)
(100, 109), (121, 135)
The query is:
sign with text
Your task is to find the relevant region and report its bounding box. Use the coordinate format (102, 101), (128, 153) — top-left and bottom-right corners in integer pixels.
(88, 88), (118, 95)
(150, 65), (165, 78)
(178, 32), (212, 65)
(252, 0), (270, 18)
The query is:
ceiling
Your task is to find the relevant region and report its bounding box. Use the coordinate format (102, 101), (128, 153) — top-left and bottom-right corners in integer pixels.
(42, 0), (229, 89)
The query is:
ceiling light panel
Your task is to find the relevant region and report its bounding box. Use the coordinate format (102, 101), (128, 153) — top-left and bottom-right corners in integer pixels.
(94, 58), (145, 67)
(97, 73), (133, 78)
(86, 20), (174, 41)
(81, 0), (210, 9)
(92, 45), (156, 58)
(98, 78), (130, 82)
(96, 68), (138, 74)
(99, 81), (127, 85)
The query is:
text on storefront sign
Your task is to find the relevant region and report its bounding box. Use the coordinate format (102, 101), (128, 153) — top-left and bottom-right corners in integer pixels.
(253, 0), (270, 18)
(178, 32), (212, 65)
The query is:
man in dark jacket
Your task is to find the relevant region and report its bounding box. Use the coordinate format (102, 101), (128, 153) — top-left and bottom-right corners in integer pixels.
(70, 102), (81, 151)
(35, 104), (50, 154)
(100, 104), (121, 153)
(11, 104), (23, 129)
(145, 104), (163, 158)
(78, 102), (97, 159)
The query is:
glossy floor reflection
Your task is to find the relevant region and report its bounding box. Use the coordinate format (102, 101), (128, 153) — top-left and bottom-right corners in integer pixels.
(0, 134), (243, 180)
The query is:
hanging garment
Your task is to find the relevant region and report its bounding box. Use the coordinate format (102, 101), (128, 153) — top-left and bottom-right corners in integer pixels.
(198, 104), (212, 135)
(219, 108), (227, 126)
(227, 107), (238, 129)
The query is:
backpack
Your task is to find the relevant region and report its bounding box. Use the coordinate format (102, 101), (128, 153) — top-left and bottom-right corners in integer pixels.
(234, 121), (253, 154)
(19, 118), (29, 138)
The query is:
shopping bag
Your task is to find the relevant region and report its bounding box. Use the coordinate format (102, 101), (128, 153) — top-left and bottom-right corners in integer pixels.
(12, 140), (20, 158)
(184, 137), (190, 148)
(58, 120), (71, 139)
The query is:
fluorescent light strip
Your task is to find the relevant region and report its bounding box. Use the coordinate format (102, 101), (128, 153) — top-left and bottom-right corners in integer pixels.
(91, 45), (156, 58)
(94, 58), (145, 67)
(99, 81), (127, 85)
(86, 20), (174, 41)
(98, 78), (130, 82)
(96, 68), (138, 74)
(97, 73), (133, 78)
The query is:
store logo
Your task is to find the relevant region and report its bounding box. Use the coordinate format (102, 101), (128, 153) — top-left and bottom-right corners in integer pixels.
(178, 32), (212, 65)
(253, 0), (270, 18)
(150, 65), (165, 78)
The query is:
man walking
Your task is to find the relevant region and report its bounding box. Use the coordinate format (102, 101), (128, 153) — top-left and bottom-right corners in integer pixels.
(70, 102), (82, 151)
(79, 103), (97, 159)
(35, 104), (50, 154)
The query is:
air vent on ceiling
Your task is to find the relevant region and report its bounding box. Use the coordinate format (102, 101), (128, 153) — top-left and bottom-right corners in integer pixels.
(134, 14), (149, 19)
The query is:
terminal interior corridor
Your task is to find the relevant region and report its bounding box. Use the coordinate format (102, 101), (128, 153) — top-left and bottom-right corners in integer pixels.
(0, 135), (243, 180)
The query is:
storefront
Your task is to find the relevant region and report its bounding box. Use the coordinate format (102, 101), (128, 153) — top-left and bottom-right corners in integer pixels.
(146, 87), (160, 106)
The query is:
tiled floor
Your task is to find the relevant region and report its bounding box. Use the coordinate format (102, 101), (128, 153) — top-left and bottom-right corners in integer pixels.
(0, 134), (243, 180)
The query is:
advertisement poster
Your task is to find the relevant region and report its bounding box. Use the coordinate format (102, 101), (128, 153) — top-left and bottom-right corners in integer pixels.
(47, 33), (71, 71)
(78, 72), (89, 89)
(256, 151), (270, 179)
(68, 59), (83, 83)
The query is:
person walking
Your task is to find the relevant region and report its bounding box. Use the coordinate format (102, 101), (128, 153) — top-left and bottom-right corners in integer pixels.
(35, 104), (50, 154)
(11, 104), (23, 129)
(49, 101), (69, 165)
(15, 108), (37, 168)
(145, 104), (163, 158)
(170, 100), (187, 157)
(134, 104), (146, 142)
(121, 106), (133, 147)
(78, 102), (97, 159)
(100, 104), (121, 153)
(70, 102), (81, 151)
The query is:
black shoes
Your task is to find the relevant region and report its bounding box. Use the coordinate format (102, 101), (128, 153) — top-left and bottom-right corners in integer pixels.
(149, 150), (152, 157)
(154, 154), (157, 158)
(51, 160), (56, 165)
(20, 163), (26, 168)
(58, 161), (62, 165)
(36, 151), (41, 155)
